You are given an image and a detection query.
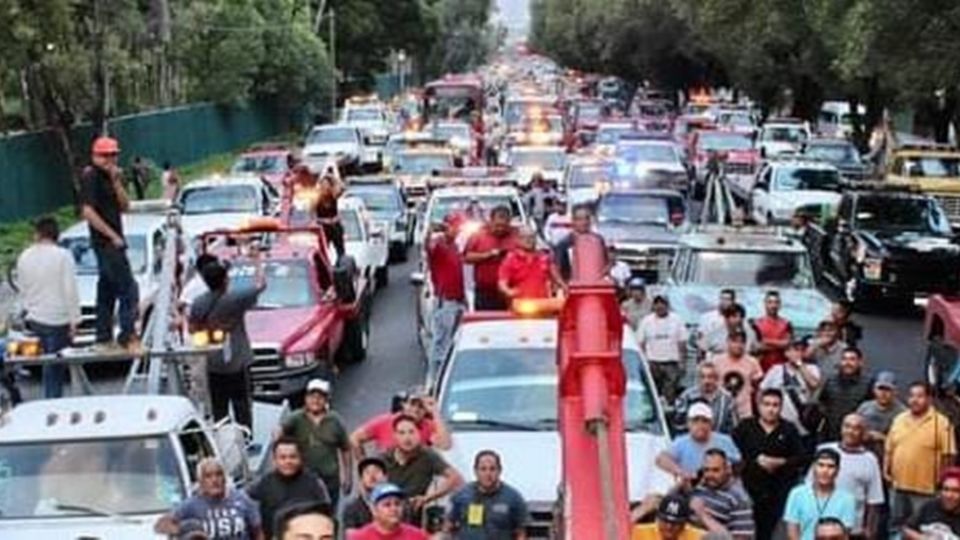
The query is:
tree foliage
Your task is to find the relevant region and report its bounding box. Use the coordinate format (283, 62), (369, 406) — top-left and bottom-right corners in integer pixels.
(531, 0), (960, 135)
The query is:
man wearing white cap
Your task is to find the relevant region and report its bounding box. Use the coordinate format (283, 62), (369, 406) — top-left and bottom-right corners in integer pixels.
(280, 378), (352, 508)
(656, 402), (742, 484)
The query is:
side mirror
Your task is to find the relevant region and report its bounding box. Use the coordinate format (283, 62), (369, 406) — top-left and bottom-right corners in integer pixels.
(409, 271), (425, 286)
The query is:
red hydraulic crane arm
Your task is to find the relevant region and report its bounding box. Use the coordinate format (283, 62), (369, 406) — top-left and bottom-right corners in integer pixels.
(557, 233), (631, 540)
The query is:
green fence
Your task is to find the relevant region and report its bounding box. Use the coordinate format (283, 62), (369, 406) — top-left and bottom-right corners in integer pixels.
(0, 100), (289, 223)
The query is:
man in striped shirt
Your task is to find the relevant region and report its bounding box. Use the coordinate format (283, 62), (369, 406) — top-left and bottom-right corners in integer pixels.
(689, 448), (755, 539)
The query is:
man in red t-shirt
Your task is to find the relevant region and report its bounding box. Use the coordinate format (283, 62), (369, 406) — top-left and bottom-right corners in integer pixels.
(349, 393), (451, 458)
(498, 226), (564, 301)
(464, 206), (520, 310)
(426, 214), (466, 382)
(347, 483), (429, 540)
(750, 290), (794, 372)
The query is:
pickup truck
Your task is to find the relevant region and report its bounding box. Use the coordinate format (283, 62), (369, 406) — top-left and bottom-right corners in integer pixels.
(0, 394), (281, 539)
(302, 124), (370, 173)
(182, 222), (371, 403)
(803, 186), (960, 306)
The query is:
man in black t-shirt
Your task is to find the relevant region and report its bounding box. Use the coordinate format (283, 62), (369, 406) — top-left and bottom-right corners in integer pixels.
(342, 457), (388, 533)
(552, 203), (609, 281)
(904, 468), (960, 540)
(80, 136), (140, 350)
(248, 437), (330, 539)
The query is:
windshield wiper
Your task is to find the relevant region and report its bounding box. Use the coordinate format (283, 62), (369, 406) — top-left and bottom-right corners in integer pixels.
(451, 418), (546, 431)
(54, 501), (138, 522)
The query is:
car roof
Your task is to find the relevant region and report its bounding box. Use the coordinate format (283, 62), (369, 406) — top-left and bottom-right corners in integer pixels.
(431, 186), (520, 197)
(455, 318), (640, 351)
(510, 145), (566, 153)
(806, 138), (855, 147)
(765, 158), (839, 171)
(62, 212), (166, 238)
(0, 395), (197, 442)
(600, 188), (684, 198)
(681, 227), (804, 252)
(398, 148), (454, 157)
(184, 175), (267, 189)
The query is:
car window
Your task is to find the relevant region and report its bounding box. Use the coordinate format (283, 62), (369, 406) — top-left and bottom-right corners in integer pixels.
(440, 347), (661, 434)
(687, 249), (814, 288)
(428, 195), (522, 224)
(341, 210), (364, 241)
(180, 185), (259, 215)
(773, 167), (841, 191)
(229, 259), (316, 308)
(62, 235), (148, 275)
(307, 128), (356, 144)
(179, 420), (215, 483)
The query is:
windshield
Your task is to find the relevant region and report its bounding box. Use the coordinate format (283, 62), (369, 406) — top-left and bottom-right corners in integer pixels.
(230, 260), (315, 308)
(346, 109), (383, 123)
(774, 167), (841, 192)
(518, 116), (563, 134)
(348, 188), (401, 212)
(569, 164), (615, 188)
(0, 436), (183, 519)
(509, 150), (566, 170)
(719, 112), (754, 127)
(805, 144), (860, 164)
(636, 104), (668, 118)
(432, 125), (471, 141)
(180, 185), (259, 215)
(427, 92), (479, 123)
(854, 197), (952, 234)
(617, 143), (678, 164)
(688, 250), (814, 288)
(441, 348), (661, 433)
(597, 127), (639, 145)
(699, 133), (753, 152)
(598, 194), (680, 226)
(62, 235), (148, 275)
(428, 196), (522, 224)
(306, 128), (355, 145)
(394, 153), (451, 174)
(231, 155), (286, 174)
(763, 126), (807, 143)
(903, 156), (960, 178)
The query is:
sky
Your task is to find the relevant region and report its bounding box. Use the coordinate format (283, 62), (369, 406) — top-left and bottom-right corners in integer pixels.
(494, 0), (530, 36)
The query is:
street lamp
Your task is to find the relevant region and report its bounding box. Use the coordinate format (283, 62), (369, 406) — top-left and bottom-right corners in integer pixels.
(397, 49), (407, 94)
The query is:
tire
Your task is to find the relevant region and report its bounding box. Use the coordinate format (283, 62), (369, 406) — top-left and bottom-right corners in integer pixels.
(337, 314), (369, 364)
(375, 265), (389, 289)
(333, 256), (358, 304)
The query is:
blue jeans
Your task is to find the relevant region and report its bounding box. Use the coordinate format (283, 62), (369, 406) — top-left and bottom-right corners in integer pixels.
(94, 246), (140, 345)
(428, 299), (464, 384)
(26, 321), (70, 398)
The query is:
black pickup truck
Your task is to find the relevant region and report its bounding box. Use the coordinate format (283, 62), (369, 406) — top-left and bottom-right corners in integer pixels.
(803, 187), (960, 305)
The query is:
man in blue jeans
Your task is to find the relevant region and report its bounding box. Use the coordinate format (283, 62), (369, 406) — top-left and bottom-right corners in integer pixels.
(16, 216), (80, 397)
(426, 215), (466, 384)
(80, 136), (140, 352)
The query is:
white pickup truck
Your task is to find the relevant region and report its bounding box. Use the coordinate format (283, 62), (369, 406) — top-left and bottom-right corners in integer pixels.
(0, 394), (282, 539)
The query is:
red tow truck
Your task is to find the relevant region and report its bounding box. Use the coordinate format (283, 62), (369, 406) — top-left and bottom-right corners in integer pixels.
(925, 295), (960, 391)
(423, 74), (486, 163)
(183, 219), (370, 403)
(230, 142), (294, 186)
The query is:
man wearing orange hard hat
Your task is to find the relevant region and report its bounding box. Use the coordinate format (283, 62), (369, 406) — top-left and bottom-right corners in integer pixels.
(80, 135), (141, 353)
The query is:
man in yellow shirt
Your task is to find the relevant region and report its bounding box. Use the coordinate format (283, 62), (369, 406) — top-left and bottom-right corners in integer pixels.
(632, 494), (705, 540)
(885, 381), (956, 530)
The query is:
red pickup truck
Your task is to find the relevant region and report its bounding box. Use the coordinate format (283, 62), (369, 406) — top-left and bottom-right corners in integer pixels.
(184, 221), (371, 403)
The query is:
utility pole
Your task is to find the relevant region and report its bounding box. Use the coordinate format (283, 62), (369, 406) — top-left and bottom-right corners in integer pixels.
(329, 8), (337, 122)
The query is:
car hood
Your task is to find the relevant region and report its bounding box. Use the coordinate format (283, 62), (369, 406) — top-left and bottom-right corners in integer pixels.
(0, 515), (162, 539)
(661, 284), (832, 332)
(568, 187), (600, 206)
(245, 307), (318, 347)
(863, 230), (960, 256)
(769, 191), (842, 208)
(761, 141), (799, 155)
(634, 162), (686, 175)
(597, 222), (680, 245)
(443, 430), (672, 503)
(180, 213), (257, 240)
(77, 273), (153, 308)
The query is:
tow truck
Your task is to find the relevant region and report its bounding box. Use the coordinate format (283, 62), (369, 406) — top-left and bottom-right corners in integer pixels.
(181, 220), (371, 402)
(230, 142), (293, 185)
(885, 144), (960, 229)
(802, 184), (960, 306)
(687, 130), (758, 198)
(392, 147), (458, 206)
(923, 295), (960, 393)
(340, 95), (392, 162)
(177, 175), (279, 242)
(0, 206), (284, 539)
(422, 74), (486, 163)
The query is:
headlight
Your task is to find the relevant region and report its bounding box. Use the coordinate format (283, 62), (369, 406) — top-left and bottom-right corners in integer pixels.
(862, 258), (883, 281)
(284, 352), (314, 369)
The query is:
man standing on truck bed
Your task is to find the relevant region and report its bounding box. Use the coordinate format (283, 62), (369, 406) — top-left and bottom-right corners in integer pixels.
(80, 136), (140, 353)
(189, 248), (266, 430)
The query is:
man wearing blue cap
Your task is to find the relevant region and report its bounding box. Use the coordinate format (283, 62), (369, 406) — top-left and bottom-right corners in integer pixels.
(347, 483), (429, 540)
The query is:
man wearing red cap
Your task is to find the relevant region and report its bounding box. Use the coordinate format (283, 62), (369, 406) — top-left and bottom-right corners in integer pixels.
(425, 213), (466, 383)
(903, 467), (960, 539)
(80, 136), (140, 351)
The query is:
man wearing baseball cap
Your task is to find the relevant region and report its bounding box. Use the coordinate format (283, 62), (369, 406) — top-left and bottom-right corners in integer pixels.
(856, 370), (906, 459)
(281, 378), (352, 508)
(656, 402), (742, 482)
(80, 135), (140, 352)
(342, 457), (388, 532)
(347, 483), (429, 540)
(632, 493), (705, 540)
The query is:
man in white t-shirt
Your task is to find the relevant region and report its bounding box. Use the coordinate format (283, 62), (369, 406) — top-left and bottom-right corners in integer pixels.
(637, 295), (689, 402)
(697, 288), (736, 354)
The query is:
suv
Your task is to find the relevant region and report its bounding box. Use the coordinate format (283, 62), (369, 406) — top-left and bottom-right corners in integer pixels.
(803, 186), (960, 306)
(886, 144), (960, 229)
(182, 223), (371, 402)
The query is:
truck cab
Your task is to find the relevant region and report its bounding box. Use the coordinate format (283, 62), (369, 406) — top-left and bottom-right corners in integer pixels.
(885, 144), (960, 229)
(0, 395), (251, 539)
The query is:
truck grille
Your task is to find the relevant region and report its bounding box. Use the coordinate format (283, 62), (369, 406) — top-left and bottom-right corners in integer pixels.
(885, 257), (960, 292)
(250, 346), (282, 375)
(936, 195), (960, 223)
(527, 504), (554, 539)
(724, 162), (755, 175)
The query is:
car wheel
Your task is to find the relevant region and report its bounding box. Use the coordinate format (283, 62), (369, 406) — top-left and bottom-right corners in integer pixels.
(375, 265), (389, 289)
(338, 313), (369, 364)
